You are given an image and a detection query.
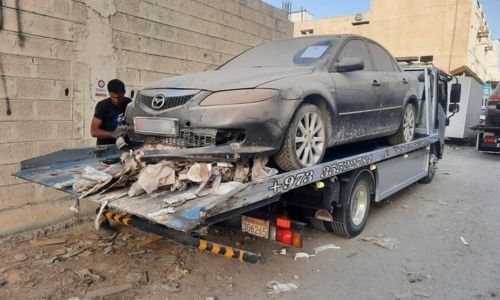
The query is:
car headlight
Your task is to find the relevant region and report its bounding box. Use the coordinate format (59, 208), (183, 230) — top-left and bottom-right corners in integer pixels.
(199, 89), (279, 106)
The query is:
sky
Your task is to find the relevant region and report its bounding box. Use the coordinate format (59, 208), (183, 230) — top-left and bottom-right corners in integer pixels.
(262, 0), (500, 39)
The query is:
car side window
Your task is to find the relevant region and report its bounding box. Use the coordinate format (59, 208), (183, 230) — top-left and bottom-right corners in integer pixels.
(336, 39), (373, 71)
(367, 42), (395, 72)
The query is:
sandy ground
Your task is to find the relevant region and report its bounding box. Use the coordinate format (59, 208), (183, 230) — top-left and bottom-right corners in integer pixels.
(0, 144), (499, 300)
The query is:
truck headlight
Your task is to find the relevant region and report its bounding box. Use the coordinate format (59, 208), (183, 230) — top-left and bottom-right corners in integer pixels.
(200, 89), (279, 106)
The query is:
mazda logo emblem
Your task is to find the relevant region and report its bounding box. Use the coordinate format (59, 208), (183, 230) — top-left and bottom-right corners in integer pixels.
(151, 94), (165, 110)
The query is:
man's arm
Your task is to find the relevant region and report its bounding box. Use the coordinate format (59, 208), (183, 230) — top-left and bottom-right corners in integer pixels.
(90, 117), (114, 139)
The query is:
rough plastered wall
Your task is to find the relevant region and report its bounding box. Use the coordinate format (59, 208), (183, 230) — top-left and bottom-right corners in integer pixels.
(0, 0), (292, 237)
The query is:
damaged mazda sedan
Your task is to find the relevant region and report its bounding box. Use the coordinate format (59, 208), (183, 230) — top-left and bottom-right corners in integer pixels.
(125, 34), (419, 171)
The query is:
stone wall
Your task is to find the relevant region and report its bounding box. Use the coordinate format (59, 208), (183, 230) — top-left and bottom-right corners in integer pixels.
(0, 0), (292, 236)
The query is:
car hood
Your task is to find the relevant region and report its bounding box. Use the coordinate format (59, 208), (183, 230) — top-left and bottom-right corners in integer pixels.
(143, 67), (314, 91)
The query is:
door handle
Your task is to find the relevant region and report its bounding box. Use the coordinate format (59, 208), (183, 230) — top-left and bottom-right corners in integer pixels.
(372, 80), (381, 87)
(402, 78), (409, 84)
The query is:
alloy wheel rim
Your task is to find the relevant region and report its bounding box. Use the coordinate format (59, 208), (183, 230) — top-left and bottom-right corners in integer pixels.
(403, 105), (415, 142)
(295, 112), (325, 166)
(350, 185), (368, 226)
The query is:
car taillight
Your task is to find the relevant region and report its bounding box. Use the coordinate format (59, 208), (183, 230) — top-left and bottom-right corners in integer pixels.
(275, 229), (303, 248)
(276, 228), (292, 244)
(274, 217), (304, 248)
(276, 217), (291, 229)
(484, 136), (496, 143)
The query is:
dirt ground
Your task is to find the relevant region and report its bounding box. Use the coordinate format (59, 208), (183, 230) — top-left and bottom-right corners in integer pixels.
(1, 144), (499, 300)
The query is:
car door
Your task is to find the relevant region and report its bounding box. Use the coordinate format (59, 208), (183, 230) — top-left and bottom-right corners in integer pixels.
(366, 41), (406, 132)
(330, 39), (383, 142)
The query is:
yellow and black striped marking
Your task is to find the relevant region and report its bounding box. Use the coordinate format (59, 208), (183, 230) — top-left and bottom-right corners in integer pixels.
(103, 210), (131, 226)
(198, 239), (258, 264)
(100, 210), (258, 263)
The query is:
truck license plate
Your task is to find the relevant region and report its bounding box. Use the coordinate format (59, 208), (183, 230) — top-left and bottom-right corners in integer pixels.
(242, 216), (269, 239)
(134, 117), (178, 136)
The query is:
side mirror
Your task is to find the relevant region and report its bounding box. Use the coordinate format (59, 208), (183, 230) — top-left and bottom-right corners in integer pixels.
(449, 103), (460, 113)
(335, 57), (364, 72)
(450, 83), (461, 103)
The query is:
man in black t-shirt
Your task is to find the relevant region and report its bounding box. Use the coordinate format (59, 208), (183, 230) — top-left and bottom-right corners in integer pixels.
(91, 79), (132, 145)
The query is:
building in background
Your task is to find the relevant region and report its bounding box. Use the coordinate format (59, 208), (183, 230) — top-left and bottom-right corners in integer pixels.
(289, 8), (314, 22)
(292, 0), (500, 82)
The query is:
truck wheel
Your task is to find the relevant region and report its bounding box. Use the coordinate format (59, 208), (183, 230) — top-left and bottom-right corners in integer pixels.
(419, 153), (437, 184)
(331, 170), (373, 238)
(389, 103), (416, 145)
(275, 104), (327, 171)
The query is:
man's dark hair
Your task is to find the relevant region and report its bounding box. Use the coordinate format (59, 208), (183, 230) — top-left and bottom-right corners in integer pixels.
(107, 79), (125, 93)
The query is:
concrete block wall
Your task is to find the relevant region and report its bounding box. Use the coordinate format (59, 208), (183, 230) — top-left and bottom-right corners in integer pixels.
(0, 0), (292, 237)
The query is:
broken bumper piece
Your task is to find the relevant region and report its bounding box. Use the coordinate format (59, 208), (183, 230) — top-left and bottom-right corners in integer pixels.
(137, 144), (277, 162)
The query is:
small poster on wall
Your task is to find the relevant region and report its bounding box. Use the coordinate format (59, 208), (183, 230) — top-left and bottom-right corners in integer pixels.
(94, 79), (108, 98)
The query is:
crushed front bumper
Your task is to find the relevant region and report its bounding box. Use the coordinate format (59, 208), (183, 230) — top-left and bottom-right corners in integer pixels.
(125, 96), (301, 159)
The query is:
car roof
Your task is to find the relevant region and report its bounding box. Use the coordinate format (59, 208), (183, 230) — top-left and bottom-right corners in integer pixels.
(279, 34), (366, 42)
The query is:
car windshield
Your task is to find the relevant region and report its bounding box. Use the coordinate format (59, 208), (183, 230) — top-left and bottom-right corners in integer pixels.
(494, 84), (500, 94)
(219, 37), (338, 69)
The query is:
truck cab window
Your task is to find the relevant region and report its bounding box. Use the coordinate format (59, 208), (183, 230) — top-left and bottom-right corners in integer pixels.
(437, 80), (447, 110)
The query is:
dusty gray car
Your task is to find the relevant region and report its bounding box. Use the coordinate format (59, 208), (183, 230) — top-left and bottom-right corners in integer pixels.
(125, 34), (419, 171)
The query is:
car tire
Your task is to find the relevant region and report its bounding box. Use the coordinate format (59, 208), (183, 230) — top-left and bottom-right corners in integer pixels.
(274, 104), (327, 171)
(389, 102), (416, 145)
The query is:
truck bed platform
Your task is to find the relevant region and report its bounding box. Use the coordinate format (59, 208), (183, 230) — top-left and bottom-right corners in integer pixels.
(15, 133), (438, 234)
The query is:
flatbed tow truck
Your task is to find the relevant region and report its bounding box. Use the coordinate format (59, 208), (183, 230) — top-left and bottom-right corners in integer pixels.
(14, 64), (461, 264)
(470, 85), (500, 153)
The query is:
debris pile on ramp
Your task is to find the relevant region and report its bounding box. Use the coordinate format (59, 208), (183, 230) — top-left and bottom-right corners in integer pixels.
(72, 146), (278, 200)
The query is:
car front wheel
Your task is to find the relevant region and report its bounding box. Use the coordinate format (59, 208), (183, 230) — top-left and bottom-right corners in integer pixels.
(274, 104), (327, 171)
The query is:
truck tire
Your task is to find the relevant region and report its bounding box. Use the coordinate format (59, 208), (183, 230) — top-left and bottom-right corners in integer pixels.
(275, 104), (327, 171)
(389, 103), (416, 145)
(331, 170), (373, 238)
(419, 153), (437, 184)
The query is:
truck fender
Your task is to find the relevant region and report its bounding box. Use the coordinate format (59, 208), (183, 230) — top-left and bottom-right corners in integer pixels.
(338, 168), (375, 211)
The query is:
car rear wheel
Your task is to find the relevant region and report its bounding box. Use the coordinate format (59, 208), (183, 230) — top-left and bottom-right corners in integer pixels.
(389, 102), (416, 145)
(274, 104), (327, 171)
